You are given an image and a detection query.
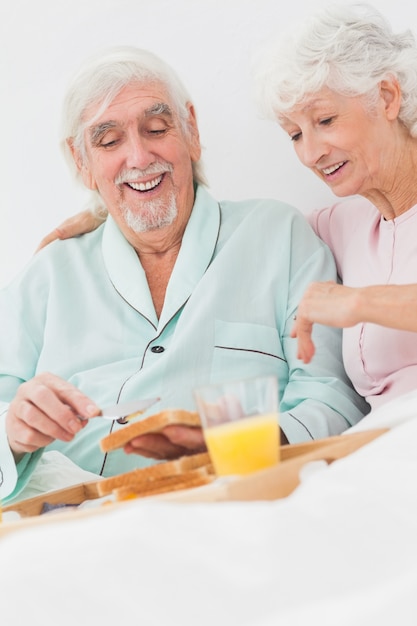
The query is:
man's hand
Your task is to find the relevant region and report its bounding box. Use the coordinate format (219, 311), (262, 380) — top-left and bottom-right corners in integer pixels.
(123, 424), (288, 458)
(6, 372), (100, 456)
(36, 210), (106, 251)
(291, 281), (362, 363)
(124, 424), (207, 460)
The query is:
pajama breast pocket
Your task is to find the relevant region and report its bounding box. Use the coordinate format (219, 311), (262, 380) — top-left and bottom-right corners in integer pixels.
(211, 319), (283, 381)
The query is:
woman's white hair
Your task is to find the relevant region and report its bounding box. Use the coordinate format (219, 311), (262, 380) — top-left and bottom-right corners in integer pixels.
(253, 2), (417, 137)
(62, 45), (207, 216)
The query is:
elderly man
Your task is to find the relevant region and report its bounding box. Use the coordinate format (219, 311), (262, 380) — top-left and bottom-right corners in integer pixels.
(0, 46), (367, 503)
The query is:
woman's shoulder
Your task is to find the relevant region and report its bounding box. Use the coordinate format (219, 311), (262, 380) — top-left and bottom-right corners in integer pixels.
(307, 196), (378, 247)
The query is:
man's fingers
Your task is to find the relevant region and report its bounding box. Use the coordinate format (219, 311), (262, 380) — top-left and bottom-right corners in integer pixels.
(124, 426), (206, 459)
(124, 432), (188, 459)
(18, 373), (100, 422)
(8, 416), (56, 454)
(162, 425), (206, 451)
(6, 372), (99, 455)
(7, 395), (90, 455)
(14, 398), (78, 440)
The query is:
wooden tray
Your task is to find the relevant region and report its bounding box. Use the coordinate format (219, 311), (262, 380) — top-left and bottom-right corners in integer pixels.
(3, 480), (102, 518)
(0, 428), (387, 536)
(156, 428), (387, 503)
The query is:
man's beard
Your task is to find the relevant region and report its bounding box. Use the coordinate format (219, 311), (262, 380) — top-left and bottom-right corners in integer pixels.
(121, 193), (178, 233)
(115, 163), (178, 232)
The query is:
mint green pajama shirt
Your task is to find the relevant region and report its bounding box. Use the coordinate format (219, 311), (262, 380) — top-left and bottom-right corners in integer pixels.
(0, 186), (366, 502)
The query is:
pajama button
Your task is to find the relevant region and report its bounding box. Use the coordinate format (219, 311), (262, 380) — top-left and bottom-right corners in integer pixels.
(151, 345), (165, 353)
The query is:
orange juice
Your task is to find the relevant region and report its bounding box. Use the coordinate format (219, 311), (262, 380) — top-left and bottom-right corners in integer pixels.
(204, 412), (280, 476)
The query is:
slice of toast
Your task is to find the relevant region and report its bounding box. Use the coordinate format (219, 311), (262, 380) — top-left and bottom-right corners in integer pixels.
(97, 451), (212, 496)
(100, 408), (202, 453)
(112, 466), (214, 501)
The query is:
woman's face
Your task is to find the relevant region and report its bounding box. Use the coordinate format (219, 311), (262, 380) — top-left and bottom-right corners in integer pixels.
(278, 86), (398, 198)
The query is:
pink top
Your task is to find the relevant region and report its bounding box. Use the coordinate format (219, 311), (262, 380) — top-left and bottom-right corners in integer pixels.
(308, 196), (417, 410)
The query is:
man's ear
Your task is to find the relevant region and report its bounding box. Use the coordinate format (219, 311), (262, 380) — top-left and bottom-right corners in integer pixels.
(186, 103), (202, 163)
(67, 138), (98, 190)
(379, 78), (402, 121)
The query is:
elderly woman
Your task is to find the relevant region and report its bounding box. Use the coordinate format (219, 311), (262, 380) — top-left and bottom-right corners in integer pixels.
(252, 2), (417, 411)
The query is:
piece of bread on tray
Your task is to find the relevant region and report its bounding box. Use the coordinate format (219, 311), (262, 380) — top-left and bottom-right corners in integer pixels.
(112, 466), (214, 501)
(96, 450), (212, 496)
(100, 408), (202, 453)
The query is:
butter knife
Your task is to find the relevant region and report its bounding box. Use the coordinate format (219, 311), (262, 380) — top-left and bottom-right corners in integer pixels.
(99, 397), (160, 424)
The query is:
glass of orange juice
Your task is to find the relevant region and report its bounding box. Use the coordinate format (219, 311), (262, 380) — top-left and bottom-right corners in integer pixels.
(193, 375), (280, 476)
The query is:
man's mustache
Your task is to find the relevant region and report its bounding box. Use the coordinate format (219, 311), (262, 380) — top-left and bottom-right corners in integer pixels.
(115, 163), (173, 185)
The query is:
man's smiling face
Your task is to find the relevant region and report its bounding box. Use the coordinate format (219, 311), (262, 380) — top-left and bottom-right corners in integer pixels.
(72, 81), (201, 238)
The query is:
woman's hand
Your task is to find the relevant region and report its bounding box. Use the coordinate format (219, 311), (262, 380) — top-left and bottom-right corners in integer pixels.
(36, 210), (106, 251)
(291, 281), (362, 363)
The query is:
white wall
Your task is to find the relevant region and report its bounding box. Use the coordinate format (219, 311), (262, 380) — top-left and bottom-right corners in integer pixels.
(1, 0), (415, 287)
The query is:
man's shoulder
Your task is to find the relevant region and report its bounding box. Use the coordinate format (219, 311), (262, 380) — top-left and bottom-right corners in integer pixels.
(211, 194), (327, 259)
(11, 224), (106, 288)
(197, 186), (304, 221)
(39, 222), (105, 258)
(218, 196), (306, 225)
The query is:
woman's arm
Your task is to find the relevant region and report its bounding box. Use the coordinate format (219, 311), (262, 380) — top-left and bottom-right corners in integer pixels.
(292, 282), (417, 363)
(36, 210), (106, 251)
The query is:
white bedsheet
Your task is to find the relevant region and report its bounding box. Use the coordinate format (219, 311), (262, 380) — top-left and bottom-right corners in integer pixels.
(1, 392), (417, 625)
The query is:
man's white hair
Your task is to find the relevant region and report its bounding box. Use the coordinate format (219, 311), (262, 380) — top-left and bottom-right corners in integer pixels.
(61, 45), (207, 217)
